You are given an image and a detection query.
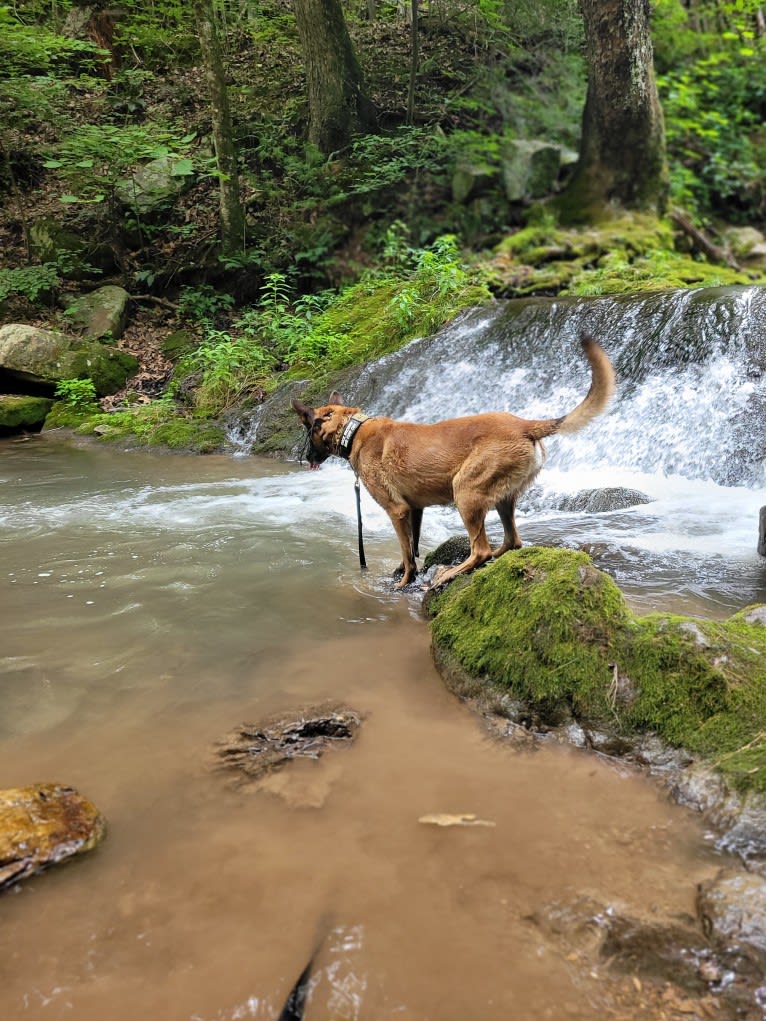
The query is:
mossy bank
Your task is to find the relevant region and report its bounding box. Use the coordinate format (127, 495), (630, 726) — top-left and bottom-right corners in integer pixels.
(426, 547), (766, 860)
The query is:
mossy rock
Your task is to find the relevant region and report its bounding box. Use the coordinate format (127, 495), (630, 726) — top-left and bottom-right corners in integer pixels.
(0, 394), (53, 430)
(488, 214), (764, 297)
(75, 408), (226, 453)
(43, 398), (101, 431)
(0, 783), (106, 890)
(428, 548), (766, 795)
(0, 324), (138, 396)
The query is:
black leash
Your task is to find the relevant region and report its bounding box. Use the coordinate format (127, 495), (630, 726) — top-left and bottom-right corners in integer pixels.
(354, 475), (367, 570)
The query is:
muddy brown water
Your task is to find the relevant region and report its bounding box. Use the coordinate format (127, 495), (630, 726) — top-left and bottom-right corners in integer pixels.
(0, 438), (744, 1019)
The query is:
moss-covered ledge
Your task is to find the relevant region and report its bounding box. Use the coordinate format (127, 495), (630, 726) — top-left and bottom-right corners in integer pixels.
(426, 547), (766, 860)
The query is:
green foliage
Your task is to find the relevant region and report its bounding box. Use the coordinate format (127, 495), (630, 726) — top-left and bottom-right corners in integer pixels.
(653, 0), (766, 220)
(113, 0), (197, 66)
(0, 6), (104, 152)
(53, 377), (98, 412)
(346, 128), (449, 198)
(178, 324), (275, 416)
(0, 262), (60, 303)
(0, 6), (103, 75)
(284, 227), (490, 372)
(178, 285), (235, 326)
(43, 123), (197, 207)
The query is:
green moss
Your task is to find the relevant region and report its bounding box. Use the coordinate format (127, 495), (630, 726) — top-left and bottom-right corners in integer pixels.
(68, 403), (225, 453)
(429, 548), (766, 793)
(0, 395), (53, 429)
(303, 276), (491, 377)
(488, 214), (763, 297)
(43, 399), (100, 430)
(430, 548), (633, 720)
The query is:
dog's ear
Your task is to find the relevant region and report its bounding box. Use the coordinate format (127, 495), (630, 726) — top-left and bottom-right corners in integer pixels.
(328, 390), (344, 406)
(292, 398), (315, 426)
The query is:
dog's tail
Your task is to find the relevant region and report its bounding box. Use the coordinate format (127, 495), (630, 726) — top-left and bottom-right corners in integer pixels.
(525, 334), (615, 441)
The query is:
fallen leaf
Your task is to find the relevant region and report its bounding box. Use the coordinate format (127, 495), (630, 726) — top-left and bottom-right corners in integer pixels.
(418, 813), (496, 828)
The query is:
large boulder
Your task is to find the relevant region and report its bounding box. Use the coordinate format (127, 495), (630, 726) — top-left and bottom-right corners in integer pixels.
(724, 226), (766, 271)
(0, 783), (106, 891)
(0, 394), (53, 430)
(0, 323), (138, 396)
(451, 161), (498, 204)
(427, 546), (766, 866)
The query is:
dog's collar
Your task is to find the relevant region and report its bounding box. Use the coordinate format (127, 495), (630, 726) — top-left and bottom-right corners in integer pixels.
(337, 413), (371, 460)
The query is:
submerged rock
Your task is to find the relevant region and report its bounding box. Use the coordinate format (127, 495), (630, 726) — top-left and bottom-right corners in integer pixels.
(213, 704), (362, 787)
(531, 893), (765, 1015)
(553, 487), (654, 513)
(0, 783), (106, 891)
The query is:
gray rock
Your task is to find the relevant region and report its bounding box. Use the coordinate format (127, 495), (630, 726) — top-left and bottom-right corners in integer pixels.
(116, 155), (192, 216)
(64, 285), (130, 341)
(0, 323), (138, 396)
(555, 487), (654, 513)
(501, 140), (564, 202)
(744, 602), (766, 625)
(698, 870), (766, 955)
(451, 161), (498, 204)
(724, 226), (766, 269)
(28, 217), (115, 277)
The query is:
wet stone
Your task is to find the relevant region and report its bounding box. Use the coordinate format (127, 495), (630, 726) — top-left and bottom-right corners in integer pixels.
(213, 704), (362, 786)
(0, 783), (106, 891)
(697, 871), (766, 957)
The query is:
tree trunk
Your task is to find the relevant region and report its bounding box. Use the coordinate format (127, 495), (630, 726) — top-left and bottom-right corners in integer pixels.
(562, 0), (668, 221)
(192, 0), (245, 256)
(293, 0), (377, 154)
(406, 0), (419, 125)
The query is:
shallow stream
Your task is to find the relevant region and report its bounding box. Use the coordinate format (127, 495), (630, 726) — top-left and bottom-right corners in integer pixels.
(1, 430), (764, 1019)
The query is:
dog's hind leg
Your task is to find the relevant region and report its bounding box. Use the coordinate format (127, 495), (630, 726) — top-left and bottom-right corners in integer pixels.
(492, 495), (522, 558)
(432, 495), (493, 586)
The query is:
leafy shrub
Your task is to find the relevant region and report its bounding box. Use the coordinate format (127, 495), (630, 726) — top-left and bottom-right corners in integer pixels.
(178, 284), (235, 326)
(178, 328), (275, 416)
(43, 123), (197, 209)
(653, 1), (766, 220)
(54, 377), (98, 411)
(0, 263), (60, 303)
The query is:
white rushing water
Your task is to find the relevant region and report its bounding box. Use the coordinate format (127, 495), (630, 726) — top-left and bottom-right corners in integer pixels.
(245, 285), (766, 613)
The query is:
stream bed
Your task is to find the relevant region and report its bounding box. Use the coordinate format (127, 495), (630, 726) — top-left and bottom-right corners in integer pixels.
(2, 435), (764, 1019)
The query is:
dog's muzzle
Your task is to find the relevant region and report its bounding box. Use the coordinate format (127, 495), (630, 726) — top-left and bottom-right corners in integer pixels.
(300, 427), (330, 469)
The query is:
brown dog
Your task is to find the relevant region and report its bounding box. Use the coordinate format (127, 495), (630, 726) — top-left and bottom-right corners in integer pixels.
(292, 334), (615, 587)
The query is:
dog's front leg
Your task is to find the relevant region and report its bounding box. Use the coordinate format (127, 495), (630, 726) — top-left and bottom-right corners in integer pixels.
(388, 504), (417, 587)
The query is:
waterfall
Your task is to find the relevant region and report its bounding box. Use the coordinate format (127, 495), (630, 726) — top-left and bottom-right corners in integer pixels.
(343, 285), (766, 489)
(223, 285), (765, 610)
